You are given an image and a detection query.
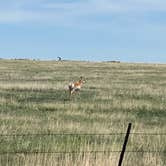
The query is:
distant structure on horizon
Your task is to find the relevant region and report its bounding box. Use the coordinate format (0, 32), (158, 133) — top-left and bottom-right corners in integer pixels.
(14, 58), (30, 61)
(57, 57), (62, 61)
(106, 60), (120, 63)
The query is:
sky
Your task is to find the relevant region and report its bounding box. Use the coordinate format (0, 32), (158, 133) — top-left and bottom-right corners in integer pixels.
(0, 0), (166, 63)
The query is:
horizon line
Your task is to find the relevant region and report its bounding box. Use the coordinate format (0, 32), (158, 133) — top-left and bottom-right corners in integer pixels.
(0, 57), (166, 65)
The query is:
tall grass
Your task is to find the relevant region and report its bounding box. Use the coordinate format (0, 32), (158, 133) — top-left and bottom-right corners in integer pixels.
(0, 59), (165, 165)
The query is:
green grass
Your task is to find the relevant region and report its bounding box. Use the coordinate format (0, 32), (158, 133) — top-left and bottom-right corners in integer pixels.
(0, 59), (166, 166)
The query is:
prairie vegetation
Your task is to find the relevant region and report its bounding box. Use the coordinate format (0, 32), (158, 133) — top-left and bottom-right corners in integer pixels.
(0, 59), (165, 166)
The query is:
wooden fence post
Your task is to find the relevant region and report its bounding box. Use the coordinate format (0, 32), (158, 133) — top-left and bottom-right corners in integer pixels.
(118, 123), (132, 166)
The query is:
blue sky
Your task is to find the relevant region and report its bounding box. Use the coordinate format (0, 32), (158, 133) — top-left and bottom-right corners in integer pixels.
(0, 0), (166, 62)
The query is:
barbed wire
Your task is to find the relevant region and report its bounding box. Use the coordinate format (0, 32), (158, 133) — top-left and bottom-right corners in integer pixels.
(0, 133), (124, 137)
(0, 132), (166, 137)
(0, 132), (165, 156)
(0, 150), (165, 155)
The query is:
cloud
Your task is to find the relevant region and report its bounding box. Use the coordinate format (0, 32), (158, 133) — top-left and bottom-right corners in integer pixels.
(0, 0), (166, 24)
(42, 0), (166, 13)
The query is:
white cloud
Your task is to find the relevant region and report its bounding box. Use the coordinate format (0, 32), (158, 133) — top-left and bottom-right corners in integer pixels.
(0, 0), (166, 24)
(42, 0), (166, 13)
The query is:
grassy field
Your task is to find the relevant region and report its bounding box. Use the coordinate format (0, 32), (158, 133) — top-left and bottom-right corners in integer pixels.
(0, 59), (165, 166)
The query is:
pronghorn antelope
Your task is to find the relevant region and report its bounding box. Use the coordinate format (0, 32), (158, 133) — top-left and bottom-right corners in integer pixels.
(68, 76), (85, 97)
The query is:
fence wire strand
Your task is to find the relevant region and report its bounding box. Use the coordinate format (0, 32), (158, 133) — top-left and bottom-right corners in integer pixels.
(0, 150), (165, 155)
(0, 132), (165, 155)
(0, 132), (166, 137)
